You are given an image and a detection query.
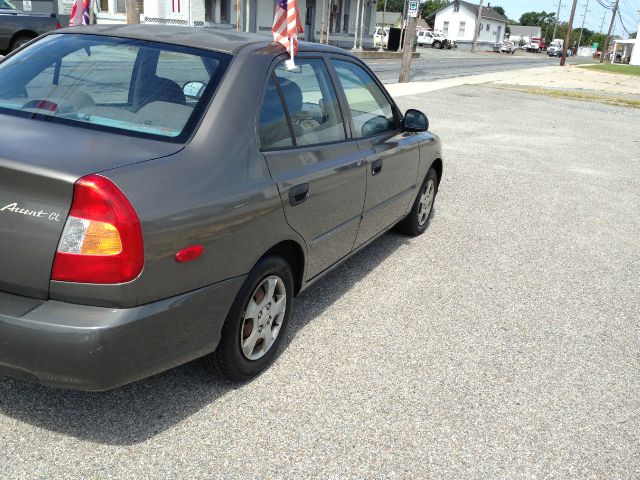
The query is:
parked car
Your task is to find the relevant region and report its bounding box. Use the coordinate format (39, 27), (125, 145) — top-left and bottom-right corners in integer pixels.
(0, 25), (443, 391)
(373, 26), (389, 48)
(548, 41), (570, 57)
(0, 0), (60, 53)
(500, 41), (516, 54)
(416, 30), (448, 49)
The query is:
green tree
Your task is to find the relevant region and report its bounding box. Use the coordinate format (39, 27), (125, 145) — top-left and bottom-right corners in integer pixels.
(419, 0), (448, 22)
(376, 0), (405, 13)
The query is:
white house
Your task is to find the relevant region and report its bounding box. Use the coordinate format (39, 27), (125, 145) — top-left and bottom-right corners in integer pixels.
(92, 0), (377, 48)
(433, 0), (507, 51)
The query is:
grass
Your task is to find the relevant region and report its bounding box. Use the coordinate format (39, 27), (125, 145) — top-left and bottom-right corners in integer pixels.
(490, 85), (640, 109)
(579, 63), (640, 76)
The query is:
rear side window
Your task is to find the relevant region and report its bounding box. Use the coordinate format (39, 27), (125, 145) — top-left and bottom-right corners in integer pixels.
(332, 60), (396, 138)
(273, 59), (346, 147)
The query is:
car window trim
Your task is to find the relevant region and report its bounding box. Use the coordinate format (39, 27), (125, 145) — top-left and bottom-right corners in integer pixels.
(258, 53), (352, 153)
(327, 54), (404, 141)
(271, 71), (298, 147)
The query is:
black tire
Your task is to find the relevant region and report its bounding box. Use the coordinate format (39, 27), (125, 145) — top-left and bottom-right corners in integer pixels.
(204, 255), (294, 382)
(397, 167), (438, 237)
(10, 34), (35, 52)
(432, 41), (441, 49)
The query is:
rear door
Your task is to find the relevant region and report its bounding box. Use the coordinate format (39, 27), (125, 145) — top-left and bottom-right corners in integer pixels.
(329, 57), (420, 248)
(259, 57), (366, 279)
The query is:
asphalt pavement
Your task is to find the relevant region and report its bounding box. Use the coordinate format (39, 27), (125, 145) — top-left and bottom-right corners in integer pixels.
(366, 47), (595, 84)
(1, 86), (639, 478)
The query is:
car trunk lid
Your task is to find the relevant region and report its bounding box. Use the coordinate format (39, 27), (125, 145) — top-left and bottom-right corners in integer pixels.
(0, 113), (182, 299)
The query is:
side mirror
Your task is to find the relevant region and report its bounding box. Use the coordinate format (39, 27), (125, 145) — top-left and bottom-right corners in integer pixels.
(403, 109), (428, 132)
(183, 81), (206, 99)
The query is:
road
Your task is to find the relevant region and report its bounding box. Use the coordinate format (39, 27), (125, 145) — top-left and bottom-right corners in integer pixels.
(367, 48), (595, 83)
(1, 85), (638, 478)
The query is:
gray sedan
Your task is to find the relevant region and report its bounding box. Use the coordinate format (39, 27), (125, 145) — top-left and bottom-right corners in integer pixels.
(0, 25), (442, 390)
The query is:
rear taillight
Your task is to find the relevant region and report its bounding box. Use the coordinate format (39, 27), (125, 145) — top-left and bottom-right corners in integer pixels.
(51, 174), (144, 284)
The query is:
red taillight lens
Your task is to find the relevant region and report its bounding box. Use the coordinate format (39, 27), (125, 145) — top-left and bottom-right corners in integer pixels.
(51, 174), (144, 284)
(56, 21), (62, 29)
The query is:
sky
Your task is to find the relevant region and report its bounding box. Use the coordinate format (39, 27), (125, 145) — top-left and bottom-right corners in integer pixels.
(492, 0), (640, 37)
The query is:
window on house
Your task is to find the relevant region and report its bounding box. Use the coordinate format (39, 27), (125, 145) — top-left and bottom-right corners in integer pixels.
(443, 21), (449, 36)
(99, 0), (108, 11)
(486, 23), (490, 31)
(459, 21), (465, 36)
(116, 0), (125, 13)
(453, 2), (459, 12)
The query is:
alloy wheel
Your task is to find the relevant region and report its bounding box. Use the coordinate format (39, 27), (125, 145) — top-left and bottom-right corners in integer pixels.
(417, 179), (435, 226)
(240, 275), (287, 360)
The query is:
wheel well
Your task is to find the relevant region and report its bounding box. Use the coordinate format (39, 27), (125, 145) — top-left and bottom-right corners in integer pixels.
(431, 158), (443, 186)
(262, 241), (305, 295)
(11, 30), (37, 46)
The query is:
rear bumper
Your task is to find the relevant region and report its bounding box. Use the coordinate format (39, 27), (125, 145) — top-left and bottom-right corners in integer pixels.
(0, 276), (245, 391)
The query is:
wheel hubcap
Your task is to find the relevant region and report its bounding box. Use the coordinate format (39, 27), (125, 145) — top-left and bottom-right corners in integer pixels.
(417, 179), (435, 226)
(240, 275), (286, 360)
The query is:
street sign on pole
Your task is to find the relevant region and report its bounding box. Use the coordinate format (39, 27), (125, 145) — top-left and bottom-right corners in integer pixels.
(408, 1), (418, 18)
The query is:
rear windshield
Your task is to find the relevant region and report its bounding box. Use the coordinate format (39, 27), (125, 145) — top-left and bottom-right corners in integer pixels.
(0, 34), (231, 141)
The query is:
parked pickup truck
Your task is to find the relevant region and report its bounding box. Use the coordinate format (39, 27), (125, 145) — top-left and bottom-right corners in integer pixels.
(0, 0), (60, 54)
(416, 30), (449, 49)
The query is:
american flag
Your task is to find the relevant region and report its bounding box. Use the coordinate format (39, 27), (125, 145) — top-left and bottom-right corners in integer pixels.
(272, 0), (304, 59)
(68, 0), (90, 26)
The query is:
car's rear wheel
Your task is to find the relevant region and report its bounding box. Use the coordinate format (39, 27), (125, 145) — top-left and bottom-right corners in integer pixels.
(432, 41), (441, 49)
(397, 167), (438, 236)
(205, 255), (294, 381)
(10, 34), (35, 52)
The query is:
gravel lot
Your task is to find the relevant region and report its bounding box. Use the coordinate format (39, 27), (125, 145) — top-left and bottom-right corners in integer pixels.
(1, 86), (639, 479)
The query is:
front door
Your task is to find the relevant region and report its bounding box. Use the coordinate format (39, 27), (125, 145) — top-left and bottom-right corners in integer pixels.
(330, 57), (420, 248)
(258, 57), (366, 279)
(305, 0), (315, 42)
(496, 26), (502, 43)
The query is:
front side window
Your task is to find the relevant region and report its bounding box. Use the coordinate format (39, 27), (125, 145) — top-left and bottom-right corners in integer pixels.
(0, 34), (230, 140)
(273, 59), (346, 147)
(332, 60), (396, 138)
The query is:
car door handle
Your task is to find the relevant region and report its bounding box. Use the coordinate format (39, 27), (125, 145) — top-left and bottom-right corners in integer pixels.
(372, 159), (383, 176)
(288, 183), (310, 206)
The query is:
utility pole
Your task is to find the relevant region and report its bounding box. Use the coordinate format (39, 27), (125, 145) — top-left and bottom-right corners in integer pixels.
(352, 0), (361, 50)
(326, 0), (331, 45)
(600, 0), (619, 63)
(599, 12), (606, 33)
(399, 15), (417, 82)
(552, 1), (562, 40)
(399, 0), (408, 50)
(125, 0), (139, 24)
(320, 0), (326, 43)
(471, 0), (484, 53)
(560, 0), (577, 66)
(358, 0), (365, 49)
(577, 0), (589, 48)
